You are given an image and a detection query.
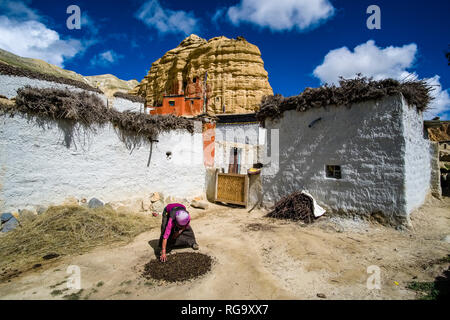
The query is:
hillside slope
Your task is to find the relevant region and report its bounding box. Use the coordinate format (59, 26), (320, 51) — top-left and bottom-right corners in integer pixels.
(0, 49), (138, 97)
(85, 74), (139, 97)
(0, 48), (85, 82)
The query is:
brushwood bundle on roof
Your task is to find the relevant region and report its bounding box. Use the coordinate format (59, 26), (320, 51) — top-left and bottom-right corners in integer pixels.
(0, 62), (102, 94)
(1, 86), (194, 141)
(256, 76), (433, 121)
(113, 91), (146, 104)
(111, 110), (194, 139)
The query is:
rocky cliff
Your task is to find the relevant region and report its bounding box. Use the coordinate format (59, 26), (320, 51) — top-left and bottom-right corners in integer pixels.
(132, 35), (273, 114)
(85, 74), (139, 98)
(427, 122), (450, 142)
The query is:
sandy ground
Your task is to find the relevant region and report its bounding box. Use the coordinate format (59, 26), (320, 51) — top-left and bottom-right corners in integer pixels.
(0, 196), (449, 300)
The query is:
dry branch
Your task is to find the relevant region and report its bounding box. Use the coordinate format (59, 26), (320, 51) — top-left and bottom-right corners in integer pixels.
(257, 76), (434, 121)
(267, 191), (315, 223)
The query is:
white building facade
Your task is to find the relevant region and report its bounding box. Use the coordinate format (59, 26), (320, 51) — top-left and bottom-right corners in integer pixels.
(262, 94), (432, 225)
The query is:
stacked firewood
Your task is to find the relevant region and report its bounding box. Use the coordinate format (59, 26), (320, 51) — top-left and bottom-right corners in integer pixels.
(267, 191), (315, 223)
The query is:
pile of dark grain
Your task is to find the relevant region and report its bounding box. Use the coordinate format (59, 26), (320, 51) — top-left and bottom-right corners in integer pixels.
(256, 76), (434, 121)
(142, 252), (212, 282)
(2, 86), (194, 141)
(266, 191), (315, 223)
(113, 91), (146, 104)
(0, 62), (101, 93)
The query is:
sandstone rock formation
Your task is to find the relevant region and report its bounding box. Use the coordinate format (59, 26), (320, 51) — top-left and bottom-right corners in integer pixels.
(427, 122), (450, 142)
(85, 74), (139, 98)
(132, 35), (273, 114)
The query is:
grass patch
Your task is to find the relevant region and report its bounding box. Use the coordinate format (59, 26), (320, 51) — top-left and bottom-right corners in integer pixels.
(0, 205), (156, 282)
(115, 289), (131, 295)
(63, 289), (84, 300)
(96, 281), (104, 287)
(49, 280), (67, 289)
(50, 288), (68, 296)
(83, 288), (98, 300)
(120, 280), (132, 286)
(407, 281), (440, 300)
(407, 267), (450, 300)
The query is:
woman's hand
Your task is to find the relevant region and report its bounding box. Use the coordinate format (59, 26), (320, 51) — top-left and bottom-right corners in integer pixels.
(160, 251), (167, 262)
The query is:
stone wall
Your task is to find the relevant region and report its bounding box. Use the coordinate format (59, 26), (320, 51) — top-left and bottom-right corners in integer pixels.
(402, 97), (432, 213)
(429, 142), (441, 198)
(111, 97), (144, 113)
(0, 115), (205, 212)
(262, 94), (431, 225)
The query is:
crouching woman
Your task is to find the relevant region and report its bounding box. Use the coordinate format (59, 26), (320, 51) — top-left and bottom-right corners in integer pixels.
(158, 203), (199, 262)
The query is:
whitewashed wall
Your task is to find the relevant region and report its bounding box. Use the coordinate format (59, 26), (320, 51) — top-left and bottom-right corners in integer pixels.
(214, 123), (265, 174)
(262, 94), (431, 225)
(429, 142), (441, 198)
(0, 75), (107, 106)
(402, 97), (432, 212)
(0, 115), (205, 212)
(112, 97), (144, 113)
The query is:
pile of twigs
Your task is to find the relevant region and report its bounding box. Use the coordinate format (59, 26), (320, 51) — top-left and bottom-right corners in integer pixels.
(1, 87), (194, 148)
(257, 75), (434, 121)
(266, 191), (315, 223)
(113, 91), (146, 103)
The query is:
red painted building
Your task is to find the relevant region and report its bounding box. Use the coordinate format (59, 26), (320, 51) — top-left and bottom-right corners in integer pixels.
(147, 76), (209, 117)
(149, 94), (204, 116)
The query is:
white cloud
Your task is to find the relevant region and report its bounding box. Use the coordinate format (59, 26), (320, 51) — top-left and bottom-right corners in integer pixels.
(313, 40), (418, 84)
(0, 0), (39, 20)
(136, 0), (198, 35)
(0, 16), (82, 67)
(423, 75), (450, 120)
(313, 40), (450, 119)
(0, 1), (97, 67)
(225, 0), (335, 32)
(90, 50), (123, 67)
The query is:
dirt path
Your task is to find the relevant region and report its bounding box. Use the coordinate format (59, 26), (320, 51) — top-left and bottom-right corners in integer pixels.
(0, 197), (449, 300)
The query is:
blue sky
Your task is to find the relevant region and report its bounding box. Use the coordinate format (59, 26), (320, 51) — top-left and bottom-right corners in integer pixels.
(0, 0), (449, 118)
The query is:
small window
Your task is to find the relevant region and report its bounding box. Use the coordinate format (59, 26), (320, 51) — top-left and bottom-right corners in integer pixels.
(193, 77), (197, 83)
(326, 165), (341, 179)
(169, 100), (175, 106)
(191, 100), (194, 105)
